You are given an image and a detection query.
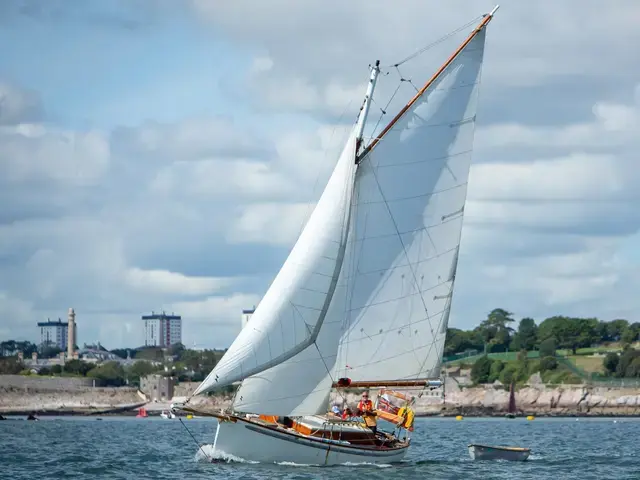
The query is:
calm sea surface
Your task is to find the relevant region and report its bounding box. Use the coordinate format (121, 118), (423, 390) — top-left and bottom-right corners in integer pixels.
(1, 416), (638, 479)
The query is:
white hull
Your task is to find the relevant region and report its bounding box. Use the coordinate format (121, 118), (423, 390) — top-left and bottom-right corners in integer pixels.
(468, 444), (530, 461)
(208, 417), (409, 466)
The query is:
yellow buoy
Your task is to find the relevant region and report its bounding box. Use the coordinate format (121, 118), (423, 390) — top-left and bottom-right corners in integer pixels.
(526, 415), (535, 421)
(455, 415), (463, 421)
(186, 414), (193, 420)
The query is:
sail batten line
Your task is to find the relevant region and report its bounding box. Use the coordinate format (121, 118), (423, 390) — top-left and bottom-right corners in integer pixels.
(357, 11), (496, 163)
(340, 245), (459, 279)
(344, 211), (463, 245)
(344, 308), (447, 342)
(344, 277), (453, 313)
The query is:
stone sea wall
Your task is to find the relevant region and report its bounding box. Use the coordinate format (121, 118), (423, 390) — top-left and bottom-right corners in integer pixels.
(5, 375), (640, 416)
(0, 375), (144, 414)
(0, 374), (98, 390)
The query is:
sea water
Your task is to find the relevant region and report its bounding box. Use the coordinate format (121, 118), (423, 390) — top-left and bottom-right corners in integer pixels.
(1, 416), (638, 479)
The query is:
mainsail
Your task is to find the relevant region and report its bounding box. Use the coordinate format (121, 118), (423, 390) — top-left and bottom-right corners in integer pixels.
(335, 27), (486, 384)
(192, 10), (494, 416)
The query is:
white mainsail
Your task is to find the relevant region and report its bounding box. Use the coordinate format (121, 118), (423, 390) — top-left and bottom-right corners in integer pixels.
(194, 129), (357, 396)
(335, 28), (486, 384)
(192, 15), (491, 414)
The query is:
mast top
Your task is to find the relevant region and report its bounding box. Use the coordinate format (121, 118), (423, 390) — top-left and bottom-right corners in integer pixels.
(356, 5), (499, 162)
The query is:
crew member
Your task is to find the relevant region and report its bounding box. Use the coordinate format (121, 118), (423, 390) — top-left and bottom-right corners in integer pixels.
(356, 391), (377, 434)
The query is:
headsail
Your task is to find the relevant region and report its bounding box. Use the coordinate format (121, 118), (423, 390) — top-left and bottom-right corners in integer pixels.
(194, 129), (358, 396)
(229, 134), (358, 415)
(334, 26), (487, 384)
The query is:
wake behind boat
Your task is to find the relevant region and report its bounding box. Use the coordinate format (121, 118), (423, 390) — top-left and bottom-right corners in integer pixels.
(173, 5), (501, 466)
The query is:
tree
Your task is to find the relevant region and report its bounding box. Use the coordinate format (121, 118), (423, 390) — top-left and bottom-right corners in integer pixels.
(538, 316), (586, 354)
(539, 337), (556, 358)
(478, 308), (515, 352)
(64, 359), (93, 376)
(511, 317), (538, 351)
(40, 345), (62, 359)
(169, 343), (186, 358)
(489, 360), (505, 383)
(626, 357), (640, 377)
(445, 328), (470, 356)
(539, 356), (558, 372)
(499, 365), (518, 385)
(88, 361), (126, 386)
(616, 348), (640, 377)
(0, 340), (38, 357)
(603, 352), (619, 375)
(621, 324), (640, 345)
(607, 319), (629, 342)
(576, 318), (598, 349)
(136, 347), (164, 362)
(470, 356), (493, 384)
(0, 357), (23, 374)
(127, 361), (158, 385)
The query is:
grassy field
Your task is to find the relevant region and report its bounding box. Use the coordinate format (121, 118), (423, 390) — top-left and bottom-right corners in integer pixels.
(445, 350), (540, 366)
(568, 355), (606, 374)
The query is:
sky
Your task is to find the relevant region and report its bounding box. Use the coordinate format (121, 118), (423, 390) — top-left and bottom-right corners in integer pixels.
(1, 0), (640, 350)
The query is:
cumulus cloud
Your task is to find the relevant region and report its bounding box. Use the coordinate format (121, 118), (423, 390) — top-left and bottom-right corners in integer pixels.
(3, 1), (640, 351)
(0, 82), (43, 125)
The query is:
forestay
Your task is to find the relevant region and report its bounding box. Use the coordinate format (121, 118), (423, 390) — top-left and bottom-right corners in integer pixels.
(334, 28), (487, 383)
(194, 130), (358, 396)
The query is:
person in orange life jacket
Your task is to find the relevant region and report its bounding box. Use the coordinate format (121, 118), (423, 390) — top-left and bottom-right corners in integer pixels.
(341, 406), (352, 420)
(356, 391), (377, 434)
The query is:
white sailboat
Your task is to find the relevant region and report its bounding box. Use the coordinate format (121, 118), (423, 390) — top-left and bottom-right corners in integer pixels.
(173, 6), (499, 466)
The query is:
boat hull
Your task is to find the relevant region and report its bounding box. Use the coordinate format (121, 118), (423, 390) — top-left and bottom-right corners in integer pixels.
(468, 444), (530, 461)
(209, 416), (409, 465)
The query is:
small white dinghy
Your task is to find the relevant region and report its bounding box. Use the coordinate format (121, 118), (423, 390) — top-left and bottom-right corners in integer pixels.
(468, 444), (531, 461)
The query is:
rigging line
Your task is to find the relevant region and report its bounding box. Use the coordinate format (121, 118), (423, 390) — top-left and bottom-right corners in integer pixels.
(369, 82), (402, 141)
(383, 15), (483, 68)
(340, 182), (369, 379)
(179, 416), (211, 462)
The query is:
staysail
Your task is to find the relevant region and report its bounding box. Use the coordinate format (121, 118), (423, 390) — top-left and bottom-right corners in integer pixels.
(194, 129), (357, 396)
(229, 134), (359, 415)
(334, 27), (487, 384)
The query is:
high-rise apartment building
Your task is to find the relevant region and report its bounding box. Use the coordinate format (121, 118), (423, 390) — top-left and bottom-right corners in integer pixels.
(37, 319), (68, 351)
(142, 312), (182, 347)
(241, 308), (255, 329)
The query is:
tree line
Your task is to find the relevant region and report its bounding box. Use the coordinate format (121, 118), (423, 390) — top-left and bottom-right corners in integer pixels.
(0, 341), (227, 386)
(445, 308), (639, 357)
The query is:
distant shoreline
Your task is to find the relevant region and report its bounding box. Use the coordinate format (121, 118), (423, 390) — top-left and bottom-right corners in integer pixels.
(4, 410), (640, 419)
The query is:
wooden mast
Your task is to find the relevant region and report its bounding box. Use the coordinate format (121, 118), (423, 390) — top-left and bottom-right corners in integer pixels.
(356, 5), (499, 163)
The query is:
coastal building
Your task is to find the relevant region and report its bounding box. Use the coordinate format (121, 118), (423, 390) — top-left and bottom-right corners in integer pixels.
(67, 307), (77, 358)
(142, 311), (182, 347)
(241, 307), (255, 330)
(37, 318), (68, 351)
(140, 374), (177, 401)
